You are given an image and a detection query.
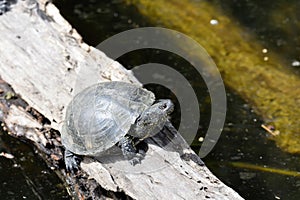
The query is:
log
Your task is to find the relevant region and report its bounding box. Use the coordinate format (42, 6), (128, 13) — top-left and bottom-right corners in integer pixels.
(0, 0), (243, 199)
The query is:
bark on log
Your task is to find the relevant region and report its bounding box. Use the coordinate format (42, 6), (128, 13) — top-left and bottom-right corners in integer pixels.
(0, 0), (243, 199)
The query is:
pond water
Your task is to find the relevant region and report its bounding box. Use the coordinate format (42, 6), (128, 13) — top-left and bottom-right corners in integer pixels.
(2, 0), (300, 199)
(0, 129), (69, 199)
(211, 0), (300, 73)
(53, 0), (300, 199)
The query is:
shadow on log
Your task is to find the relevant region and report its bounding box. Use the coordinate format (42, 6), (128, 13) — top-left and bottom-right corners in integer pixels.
(0, 0), (243, 199)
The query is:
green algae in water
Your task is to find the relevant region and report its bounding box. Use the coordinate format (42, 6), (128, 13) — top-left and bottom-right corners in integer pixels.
(229, 162), (300, 177)
(124, 0), (300, 154)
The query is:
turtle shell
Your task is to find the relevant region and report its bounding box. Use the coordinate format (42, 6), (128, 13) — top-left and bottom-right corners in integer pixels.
(61, 81), (155, 156)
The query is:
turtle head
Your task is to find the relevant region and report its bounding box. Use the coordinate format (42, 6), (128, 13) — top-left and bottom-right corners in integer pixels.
(129, 99), (174, 139)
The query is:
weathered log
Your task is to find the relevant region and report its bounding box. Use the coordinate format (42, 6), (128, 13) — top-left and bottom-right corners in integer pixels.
(0, 0), (243, 199)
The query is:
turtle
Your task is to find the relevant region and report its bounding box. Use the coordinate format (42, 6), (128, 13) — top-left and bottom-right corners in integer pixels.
(61, 81), (174, 172)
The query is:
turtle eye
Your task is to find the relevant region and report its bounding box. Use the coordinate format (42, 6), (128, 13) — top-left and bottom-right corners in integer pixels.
(159, 103), (167, 110)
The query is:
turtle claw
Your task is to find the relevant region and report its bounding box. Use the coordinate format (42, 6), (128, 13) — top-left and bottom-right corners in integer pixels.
(64, 150), (81, 174)
(129, 152), (145, 165)
(129, 157), (141, 165)
(119, 136), (145, 165)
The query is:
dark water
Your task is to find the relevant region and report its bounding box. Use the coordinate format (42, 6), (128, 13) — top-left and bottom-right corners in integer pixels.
(0, 129), (69, 199)
(210, 0), (300, 73)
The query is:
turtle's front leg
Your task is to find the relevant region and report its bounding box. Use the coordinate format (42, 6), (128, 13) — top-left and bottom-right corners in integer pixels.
(119, 136), (144, 165)
(64, 150), (82, 174)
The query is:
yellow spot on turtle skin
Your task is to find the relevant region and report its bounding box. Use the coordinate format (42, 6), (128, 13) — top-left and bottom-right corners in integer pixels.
(124, 0), (300, 154)
(4, 91), (15, 100)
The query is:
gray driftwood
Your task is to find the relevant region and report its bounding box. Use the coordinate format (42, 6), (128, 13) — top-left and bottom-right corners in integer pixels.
(0, 0), (243, 199)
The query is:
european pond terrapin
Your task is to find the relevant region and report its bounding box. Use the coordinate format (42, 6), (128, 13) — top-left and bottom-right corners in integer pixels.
(62, 81), (174, 172)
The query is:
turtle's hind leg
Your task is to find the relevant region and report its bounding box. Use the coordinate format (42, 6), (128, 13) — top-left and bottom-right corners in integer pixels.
(64, 150), (82, 174)
(119, 136), (145, 165)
